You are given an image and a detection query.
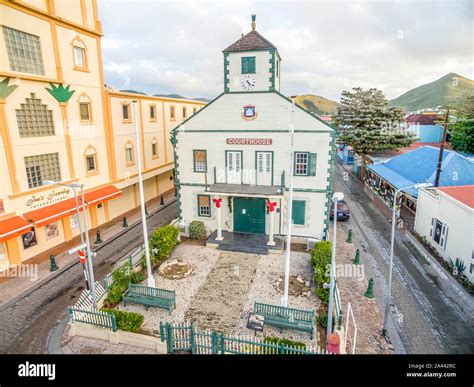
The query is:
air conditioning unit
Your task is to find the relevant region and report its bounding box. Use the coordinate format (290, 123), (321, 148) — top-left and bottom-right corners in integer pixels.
(306, 238), (317, 251)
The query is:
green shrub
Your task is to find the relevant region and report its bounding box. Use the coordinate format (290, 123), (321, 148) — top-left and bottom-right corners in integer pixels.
(148, 225), (179, 263)
(263, 336), (306, 349)
(309, 240), (332, 304)
(317, 314), (328, 328)
(101, 308), (144, 333)
(188, 220), (206, 240)
(104, 262), (143, 306)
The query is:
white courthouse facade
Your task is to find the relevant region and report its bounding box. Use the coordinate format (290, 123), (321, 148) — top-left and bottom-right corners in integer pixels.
(174, 16), (335, 245)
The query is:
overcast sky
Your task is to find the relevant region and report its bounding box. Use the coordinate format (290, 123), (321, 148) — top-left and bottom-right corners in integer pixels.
(98, 0), (473, 101)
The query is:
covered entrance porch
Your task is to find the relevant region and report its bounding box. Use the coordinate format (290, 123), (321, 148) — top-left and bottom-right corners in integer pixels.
(206, 230), (284, 255)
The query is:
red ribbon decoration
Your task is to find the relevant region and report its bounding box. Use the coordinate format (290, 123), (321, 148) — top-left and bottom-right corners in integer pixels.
(266, 201), (277, 212)
(213, 198), (223, 208)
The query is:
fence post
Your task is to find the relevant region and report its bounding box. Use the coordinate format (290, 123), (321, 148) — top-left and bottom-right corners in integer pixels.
(166, 323), (173, 354)
(111, 313), (117, 332)
(211, 331), (219, 354)
(220, 334), (225, 354)
(190, 323), (196, 354)
(279, 343), (285, 355)
(67, 307), (73, 322)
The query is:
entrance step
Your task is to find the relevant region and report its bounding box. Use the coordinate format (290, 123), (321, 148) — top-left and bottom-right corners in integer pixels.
(217, 243), (268, 255)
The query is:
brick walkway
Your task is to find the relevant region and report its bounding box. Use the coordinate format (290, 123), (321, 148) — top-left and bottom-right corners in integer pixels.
(185, 251), (260, 334)
(332, 221), (394, 354)
(0, 190), (175, 306)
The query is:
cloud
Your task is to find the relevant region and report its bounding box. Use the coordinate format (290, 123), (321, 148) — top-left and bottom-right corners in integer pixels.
(98, 0), (473, 101)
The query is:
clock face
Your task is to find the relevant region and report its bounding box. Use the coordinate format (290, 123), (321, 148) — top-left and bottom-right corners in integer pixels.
(241, 75), (256, 91)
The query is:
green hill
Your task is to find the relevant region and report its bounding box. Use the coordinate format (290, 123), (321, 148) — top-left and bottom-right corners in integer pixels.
(389, 73), (474, 112)
(293, 94), (339, 115)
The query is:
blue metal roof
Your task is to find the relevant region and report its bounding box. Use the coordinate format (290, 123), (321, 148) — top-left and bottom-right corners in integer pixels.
(367, 146), (474, 197)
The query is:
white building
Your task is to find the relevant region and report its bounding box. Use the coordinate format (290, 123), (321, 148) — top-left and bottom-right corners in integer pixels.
(414, 185), (474, 283)
(173, 16), (335, 250)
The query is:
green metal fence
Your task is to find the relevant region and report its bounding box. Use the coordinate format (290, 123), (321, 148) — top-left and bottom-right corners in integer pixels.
(159, 322), (328, 355)
(68, 307), (117, 331)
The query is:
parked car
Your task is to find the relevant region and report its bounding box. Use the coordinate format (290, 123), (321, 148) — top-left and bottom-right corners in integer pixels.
(329, 200), (350, 221)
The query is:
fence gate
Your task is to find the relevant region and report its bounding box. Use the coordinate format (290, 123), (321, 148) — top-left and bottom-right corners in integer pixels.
(344, 302), (357, 354)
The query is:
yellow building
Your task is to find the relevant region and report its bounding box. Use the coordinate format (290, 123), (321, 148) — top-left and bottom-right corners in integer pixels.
(0, 0), (205, 266)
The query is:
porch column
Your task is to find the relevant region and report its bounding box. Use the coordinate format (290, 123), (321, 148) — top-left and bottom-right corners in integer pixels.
(213, 197), (224, 241)
(267, 200), (277, 246)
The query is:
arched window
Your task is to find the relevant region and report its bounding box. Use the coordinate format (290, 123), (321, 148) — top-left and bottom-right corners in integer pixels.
(151, 137), (158, 159)
(77, 93), (93, 123)
(71, 36), (88, 72)
(84, 145), (98, 175)
(124, 141), (135, 166)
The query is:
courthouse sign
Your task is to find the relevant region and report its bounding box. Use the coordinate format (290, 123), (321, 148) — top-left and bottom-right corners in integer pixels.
(226, 138), (272, 145)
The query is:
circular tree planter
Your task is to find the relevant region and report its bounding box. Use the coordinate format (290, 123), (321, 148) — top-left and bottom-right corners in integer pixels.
(158, 258), (194, 280)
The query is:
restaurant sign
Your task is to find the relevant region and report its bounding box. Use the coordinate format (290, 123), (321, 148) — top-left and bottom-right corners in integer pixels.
(25, 188), (71, 210)
(226, 138), (272, 145)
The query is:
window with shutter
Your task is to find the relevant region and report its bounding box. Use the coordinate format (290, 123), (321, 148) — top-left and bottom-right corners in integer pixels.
(439, 224), (448, 250)
(292, 200), (306, 225)
(198, 195), (211, 217)
(241, 57), (256, 74)
(308, 153), (317, 176)
(193, 150), (207, 172)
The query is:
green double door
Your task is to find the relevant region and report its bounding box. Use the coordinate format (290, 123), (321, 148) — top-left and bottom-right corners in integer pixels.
(233, 197), (266, 234)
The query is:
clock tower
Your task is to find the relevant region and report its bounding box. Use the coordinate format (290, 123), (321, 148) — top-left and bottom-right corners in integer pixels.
(223, 15), (281, 93)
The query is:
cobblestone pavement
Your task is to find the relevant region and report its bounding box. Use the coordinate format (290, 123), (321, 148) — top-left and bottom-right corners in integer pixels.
(118, 243), (222, 330)
(235, 251), (322, 347)
(334, 161), (474, 354)
(61, 335), (159, 354)
(332, 222), (394, 354)
(184, 251), (260, 333)
(0, 199), (178, 354)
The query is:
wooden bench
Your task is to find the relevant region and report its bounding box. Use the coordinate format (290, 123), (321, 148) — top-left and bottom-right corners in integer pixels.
(123, 284), (176, 315)
(253, 301), (315, 339)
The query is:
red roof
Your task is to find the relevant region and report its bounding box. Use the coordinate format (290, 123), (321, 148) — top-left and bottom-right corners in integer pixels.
(0, 216), (32, 243)
(406, 114), (441, 126)
(83, 185), (122, 206)
(437, 185), (474, 209)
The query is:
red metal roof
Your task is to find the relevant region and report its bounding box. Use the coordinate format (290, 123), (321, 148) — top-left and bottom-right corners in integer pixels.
(83, 185), (122, 206)
(406, 114), (441, 126)
(0, 216), (32, 243)
(437, 185), (474, 209)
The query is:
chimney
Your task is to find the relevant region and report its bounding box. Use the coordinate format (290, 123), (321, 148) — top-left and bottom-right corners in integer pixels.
(251, 14), (256, 30)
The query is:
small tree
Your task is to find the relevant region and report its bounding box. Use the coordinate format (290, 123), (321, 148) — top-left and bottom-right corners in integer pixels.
(334, 87), (417, 162)
(448, 95), (474, 154)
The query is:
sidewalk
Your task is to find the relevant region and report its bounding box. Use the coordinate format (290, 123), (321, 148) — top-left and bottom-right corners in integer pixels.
(332, 221), (395, 354)
(0, 189), (176, 308)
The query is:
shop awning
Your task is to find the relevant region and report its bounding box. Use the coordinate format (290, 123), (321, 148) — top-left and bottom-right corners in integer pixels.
(84, 185), (122, 206)
(23, 197), (84, 228)
(0, 216), (32, 243)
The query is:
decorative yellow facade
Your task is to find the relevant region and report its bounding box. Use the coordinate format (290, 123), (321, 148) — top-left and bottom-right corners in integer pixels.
(0, 0), (205, 265)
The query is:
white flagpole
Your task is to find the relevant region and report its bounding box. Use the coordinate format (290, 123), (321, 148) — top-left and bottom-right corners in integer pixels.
(133, 101), (155, 287)
(282, 98), (295, 307)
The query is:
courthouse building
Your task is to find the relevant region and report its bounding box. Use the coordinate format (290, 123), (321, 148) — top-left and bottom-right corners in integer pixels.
(174, 16), (335, 249)
(0, 0), (205, 266)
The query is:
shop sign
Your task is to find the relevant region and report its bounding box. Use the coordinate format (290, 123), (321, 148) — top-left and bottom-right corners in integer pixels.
(22, 228), (37, 249)
(226, 138), (272, 145)
(25, 188), (71, 210)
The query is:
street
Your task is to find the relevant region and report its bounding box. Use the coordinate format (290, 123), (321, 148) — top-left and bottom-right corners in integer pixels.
(333, 160), (474, 354)
(0, 201), (178, 354)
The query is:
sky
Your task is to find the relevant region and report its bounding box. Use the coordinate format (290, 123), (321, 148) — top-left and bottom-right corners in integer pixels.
(98, 0), (473, 101)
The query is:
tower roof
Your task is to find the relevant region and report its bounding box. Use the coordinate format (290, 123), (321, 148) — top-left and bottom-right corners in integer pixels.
(223, 30), (277, 52)
(223, 16), (278, 53)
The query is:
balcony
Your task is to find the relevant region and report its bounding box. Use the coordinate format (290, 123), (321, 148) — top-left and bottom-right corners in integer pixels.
(206, 183), (283, 197)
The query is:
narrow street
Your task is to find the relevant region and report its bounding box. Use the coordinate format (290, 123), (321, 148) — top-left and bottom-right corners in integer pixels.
(0, 201), (178, 354)
(333, 160), (474, 354)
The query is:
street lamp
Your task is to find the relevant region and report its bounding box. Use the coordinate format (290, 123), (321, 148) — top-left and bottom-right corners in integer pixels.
(327, 191), (344, 343)
(132, 101), (155, 288)
(382, 182), (432, 337)
(43, 180), (97, 309)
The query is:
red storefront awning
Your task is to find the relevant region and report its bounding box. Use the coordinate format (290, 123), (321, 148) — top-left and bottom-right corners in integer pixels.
(84, 185), (122, 206)
(0, 216), (32, 243)
(23, 197), (84, 228)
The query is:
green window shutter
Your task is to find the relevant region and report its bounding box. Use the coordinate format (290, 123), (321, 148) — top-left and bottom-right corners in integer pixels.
(292, 200), (306, 225)
(249, 57), (255, 73)
(241, 57), (256, 74)
(309, 153), (317, 176)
